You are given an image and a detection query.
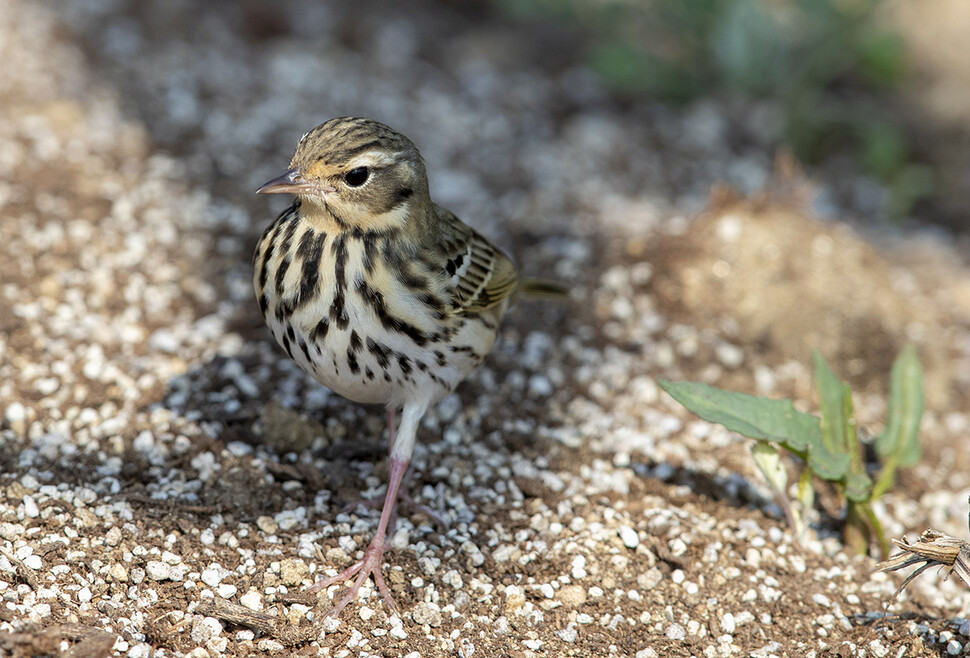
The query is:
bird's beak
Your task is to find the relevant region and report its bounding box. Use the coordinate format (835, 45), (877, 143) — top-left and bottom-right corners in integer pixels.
(256, 168), (332, 196)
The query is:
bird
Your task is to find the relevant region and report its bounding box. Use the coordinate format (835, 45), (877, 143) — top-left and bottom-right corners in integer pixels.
(253, 116), (525, 617)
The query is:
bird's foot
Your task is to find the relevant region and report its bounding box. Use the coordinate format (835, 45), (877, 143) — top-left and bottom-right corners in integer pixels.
(340, 490), (446, 530)
(307, 534), (398, 617)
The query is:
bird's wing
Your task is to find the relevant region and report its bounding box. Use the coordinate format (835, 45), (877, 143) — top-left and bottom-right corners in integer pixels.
(434, 205), (519, 314)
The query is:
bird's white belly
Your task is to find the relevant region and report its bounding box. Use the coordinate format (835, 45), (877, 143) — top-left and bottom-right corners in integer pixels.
(266, 298), (500, 409)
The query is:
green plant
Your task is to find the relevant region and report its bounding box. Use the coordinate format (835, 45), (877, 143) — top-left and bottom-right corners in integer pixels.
(659, 345), (923, 557)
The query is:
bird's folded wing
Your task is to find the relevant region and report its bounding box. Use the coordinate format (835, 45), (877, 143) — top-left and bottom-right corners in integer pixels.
(435, 206), (519, 314)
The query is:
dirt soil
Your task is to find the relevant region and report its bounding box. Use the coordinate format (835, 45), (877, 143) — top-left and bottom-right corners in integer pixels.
(1, 1), (970, 657)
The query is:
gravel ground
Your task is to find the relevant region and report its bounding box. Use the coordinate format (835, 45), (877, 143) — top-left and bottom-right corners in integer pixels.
(2, 1), (970, 656)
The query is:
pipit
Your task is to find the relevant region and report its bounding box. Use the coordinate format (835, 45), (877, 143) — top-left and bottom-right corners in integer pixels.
(254, 116), (547, 616)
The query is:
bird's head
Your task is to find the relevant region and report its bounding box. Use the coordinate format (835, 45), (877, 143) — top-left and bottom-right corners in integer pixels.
(257, 117), (429, 233)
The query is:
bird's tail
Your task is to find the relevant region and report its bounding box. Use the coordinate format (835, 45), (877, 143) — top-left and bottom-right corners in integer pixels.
(518, 278), (570, 300)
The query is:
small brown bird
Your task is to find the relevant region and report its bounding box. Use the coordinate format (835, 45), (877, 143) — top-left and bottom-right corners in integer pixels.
(254, 117), (522, 616)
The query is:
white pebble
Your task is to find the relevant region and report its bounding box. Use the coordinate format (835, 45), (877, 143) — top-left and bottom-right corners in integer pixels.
(666, 624), (686, 640)
(149, 329), (181, 353)
(22, 496), (39, 519)
(34, 377), (59, 395)
(217, 584), (237, 599)
(256, 639), (284, 652)
(127, 643), (152, 658)
(191, 616), (223, 644)
(201, 568), (223, 587)
(5, 402), (26, 423)
(716, 342), (744, 368)
(145, 561), (171, 581)
(161, 551), (181, 565)
(22, 554), (42, 570)
(527, 374), (553, 397)
(442, 570), (463, 589)
(239, 590), (263, 611)
(571, 555), (587, 579)
(618, 525), (639, 549)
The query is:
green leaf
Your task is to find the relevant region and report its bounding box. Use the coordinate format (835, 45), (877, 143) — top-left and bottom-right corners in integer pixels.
(876, 344), (923, 467)
(813, 351), (849, 455)
(844, 472), (872, 503)
(658, 379), (847, 480)
(813, 352), (871, 500)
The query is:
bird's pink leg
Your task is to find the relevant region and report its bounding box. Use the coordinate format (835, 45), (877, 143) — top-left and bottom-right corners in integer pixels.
(338, 409), (445, 526)
(308, 402), (429, 616)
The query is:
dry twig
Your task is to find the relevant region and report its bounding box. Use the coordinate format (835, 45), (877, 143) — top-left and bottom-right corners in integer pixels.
(876, 529), (970, 609)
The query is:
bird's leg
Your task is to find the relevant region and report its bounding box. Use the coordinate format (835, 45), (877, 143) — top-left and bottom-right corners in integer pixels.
(309, 401), (429, 616)
(338, 408), (446, 527)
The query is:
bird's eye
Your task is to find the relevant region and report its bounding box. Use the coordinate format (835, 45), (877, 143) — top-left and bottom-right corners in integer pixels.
(344, 167), (370, 187)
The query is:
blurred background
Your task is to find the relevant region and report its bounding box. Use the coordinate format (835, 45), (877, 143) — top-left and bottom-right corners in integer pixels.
(47, 0), (970, 230)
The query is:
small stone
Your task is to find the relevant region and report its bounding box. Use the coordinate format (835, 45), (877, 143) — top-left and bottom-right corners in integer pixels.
(21, 554), (42, 570)
(239, 590), (263, 612)
(22, 496), (39, 519)
(201, 568), (223, 588)
(618, 525), (639, 549)
(720, 612), (736, 633)
(105, 526), (123, 546)
(191, 616), (223, 644)
(108, 563), (128, 582)
(557, 584), (587, 609)
(279, 559), (308, 586)
(411, 602), (442, 627)
(256, 638), (285, 652)
(666, 624), (686, 640)
(145, 561), (172, 581)
(359, 606), (376, 622)
(5, 402), (26, 424)
(442, 570), (463, 589)
(0, 523), (24, 541)
(256, 516), (278, 535)
(77, 587), (92, 603)
(200, 528), (216, 546)
(505, 588), (526, 614)
(637, 568), (663, 590)
(555, 623), (578, 643)
(217, 584), (237, 599)
(716, 342), (744, 368)
(527, 374), (553, 397)
(161, 551), (181, 565)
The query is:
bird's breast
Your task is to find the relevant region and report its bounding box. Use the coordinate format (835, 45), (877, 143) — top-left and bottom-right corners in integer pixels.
(253, 216), (503, 407)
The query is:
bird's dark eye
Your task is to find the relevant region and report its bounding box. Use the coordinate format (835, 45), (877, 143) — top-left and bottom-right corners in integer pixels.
(344, 167), (370, 187)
